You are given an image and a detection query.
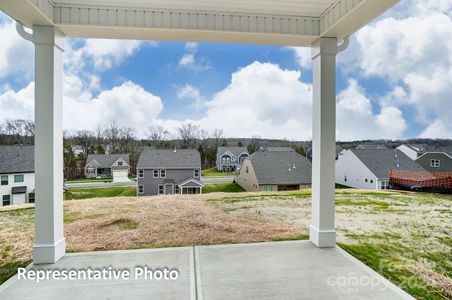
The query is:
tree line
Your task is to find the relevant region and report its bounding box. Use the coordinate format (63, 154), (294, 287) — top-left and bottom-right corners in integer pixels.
(1, 119), (308, 179)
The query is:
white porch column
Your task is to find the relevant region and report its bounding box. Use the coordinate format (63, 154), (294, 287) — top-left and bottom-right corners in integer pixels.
(309, 37), (337, 248)
(32, 25), (66, 264)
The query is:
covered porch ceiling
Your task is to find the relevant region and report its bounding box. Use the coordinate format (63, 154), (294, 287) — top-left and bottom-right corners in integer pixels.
(2, 0), (400, 46)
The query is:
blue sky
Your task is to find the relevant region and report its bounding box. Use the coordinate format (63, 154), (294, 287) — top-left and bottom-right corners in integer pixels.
(0, 0), (451, 141)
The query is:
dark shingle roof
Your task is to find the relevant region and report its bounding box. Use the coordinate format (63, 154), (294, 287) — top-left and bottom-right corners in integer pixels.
(263, 147), (295, 152)
(137, 149), (201, 169)
(248, 151), (311, 185)
(436, 146), (452, 157)
(85, 154), (129, 168)
(351, 149), (425, 178)
(0, 145), (34, 174)
(356, 144), (388, 150)
(217, 147), (248, 157)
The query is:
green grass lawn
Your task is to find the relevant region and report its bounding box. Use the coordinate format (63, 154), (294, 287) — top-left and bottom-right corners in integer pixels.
(65, 186), (136, 199)
(1, 189), (450, 299)
(202, 167), (235, 177)
(203, 182), (245, 193)
(65, 177), (113, 183)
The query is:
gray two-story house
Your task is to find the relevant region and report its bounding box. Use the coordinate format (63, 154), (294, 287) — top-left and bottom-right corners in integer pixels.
(415, 147), (452, 173)
(137, 149), (202, 196)
(216, 147), (249, 172)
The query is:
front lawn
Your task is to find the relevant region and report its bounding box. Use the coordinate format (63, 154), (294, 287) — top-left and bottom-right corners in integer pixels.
(64, 186), (136, 199)
(202, 167), (235, 177)
(203, 182), (245, 193)
(65, 177), (113, 183)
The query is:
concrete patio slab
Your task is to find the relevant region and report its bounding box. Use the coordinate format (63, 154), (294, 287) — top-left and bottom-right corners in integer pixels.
(0, 247), (195, 300)
(0, 241), (413, 300)
(195, 241), (413, 300)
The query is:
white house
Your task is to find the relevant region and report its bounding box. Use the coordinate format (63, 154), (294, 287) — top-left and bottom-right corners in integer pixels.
(336, 149), (426, 190)
(0, 145), (35, 206)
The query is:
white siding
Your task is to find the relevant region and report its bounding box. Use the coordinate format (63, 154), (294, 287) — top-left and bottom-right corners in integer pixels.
(335, 150), (379, 190)
(0, 173), (35, 206)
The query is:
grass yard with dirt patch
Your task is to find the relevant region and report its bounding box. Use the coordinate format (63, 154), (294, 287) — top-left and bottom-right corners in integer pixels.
(0, 189), (450, 299)
(202, 167), (235, 177)
(65, 186), (136, 199)
(203, 183), (245, 193)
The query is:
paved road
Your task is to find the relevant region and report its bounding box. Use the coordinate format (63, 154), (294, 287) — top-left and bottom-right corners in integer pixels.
(65, 176), (235, 189)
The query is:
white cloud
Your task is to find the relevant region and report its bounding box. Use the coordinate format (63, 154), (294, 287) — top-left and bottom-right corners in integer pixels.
(176, 84), (205, 108)
(419, 119), (452, 139)
(336, 80), (406, 141)
(195, 61), (313, 139)
(288, 46), (311, 69)
(0, 20), (34, 80)
(0, 79), (164, 138)
(178, 42), (210, 71)
(0, 82), (34, 120)
(348, 1), (452, 138)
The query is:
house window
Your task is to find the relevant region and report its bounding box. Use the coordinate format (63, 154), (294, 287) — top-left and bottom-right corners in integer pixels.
(370, 180), (374, 184)
(246, 166), (249, 173)
(14, 175), (24, 183)
(160, 169), (166, 178)
(29, 193), (35, 203)
(365, 179), (368, 183)
(118, 161), (123, 166)
(175, 185), (180, 194)
(194, 169), (199, 178)
(2, 195), (10, 206)
(344, 175), (347, 182)
(87, 168), (96, 174)
(153, 170), (159, 178)
(1, 175), (8, 186)
(263, 186), (273, 192)
(380, 180), (389, 190)
(138, 170), (144, 178)
(430, 159), (440, 168)
(158, 185), (164, 195)
(138, 185), (144, 194)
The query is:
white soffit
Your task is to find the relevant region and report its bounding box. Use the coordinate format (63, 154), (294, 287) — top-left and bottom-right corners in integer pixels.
(0, 0), (400, 46)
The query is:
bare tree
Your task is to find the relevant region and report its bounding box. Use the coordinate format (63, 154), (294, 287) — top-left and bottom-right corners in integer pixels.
(146, 125), (170, 147)
(104, 121), (121, 153)
(177, 123), (199, 148)
(198, 129), (210, 168)
(212, 128), (224, 148)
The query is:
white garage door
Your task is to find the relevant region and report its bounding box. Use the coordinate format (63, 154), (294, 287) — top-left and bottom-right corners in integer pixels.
(13, 194), (26, 205)
(113, 170), (129, 182)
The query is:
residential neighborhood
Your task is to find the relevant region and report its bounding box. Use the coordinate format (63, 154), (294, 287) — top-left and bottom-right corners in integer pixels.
(0, 145), (35, 206)
(0, 1), (451, 299)
(335, 148), (426, 190)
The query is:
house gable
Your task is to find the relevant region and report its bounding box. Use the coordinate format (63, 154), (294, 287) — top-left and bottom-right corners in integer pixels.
(335, 150), (378, 189)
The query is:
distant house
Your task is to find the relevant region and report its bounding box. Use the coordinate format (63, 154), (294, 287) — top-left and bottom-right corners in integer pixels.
(306, 144), (344, 162)
(356, 143), (388, 150)
(336, 149), (426, 190)
(84, 154), (130, 182)
(262, 147), (295, 152)
(216, 147), (249, 172)
(0, 145), (35, 206)
(137, 149), (202, 195)
(71, 145), (85, 157)
(237, 149), (312, 192)
(415, 147), (452, 172)
(396, 144), (428, 160)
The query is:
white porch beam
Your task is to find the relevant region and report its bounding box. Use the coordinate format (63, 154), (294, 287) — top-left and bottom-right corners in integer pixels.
(309, 37), (337, 248)
(32, 25), (66, 264)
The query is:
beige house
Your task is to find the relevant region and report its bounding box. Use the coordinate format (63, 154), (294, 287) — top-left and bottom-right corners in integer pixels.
(237, 149), (311, 192)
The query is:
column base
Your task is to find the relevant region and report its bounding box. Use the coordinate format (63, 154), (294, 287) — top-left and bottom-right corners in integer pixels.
(309, 226), (335, 248)
(33, 238), (66, 264)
